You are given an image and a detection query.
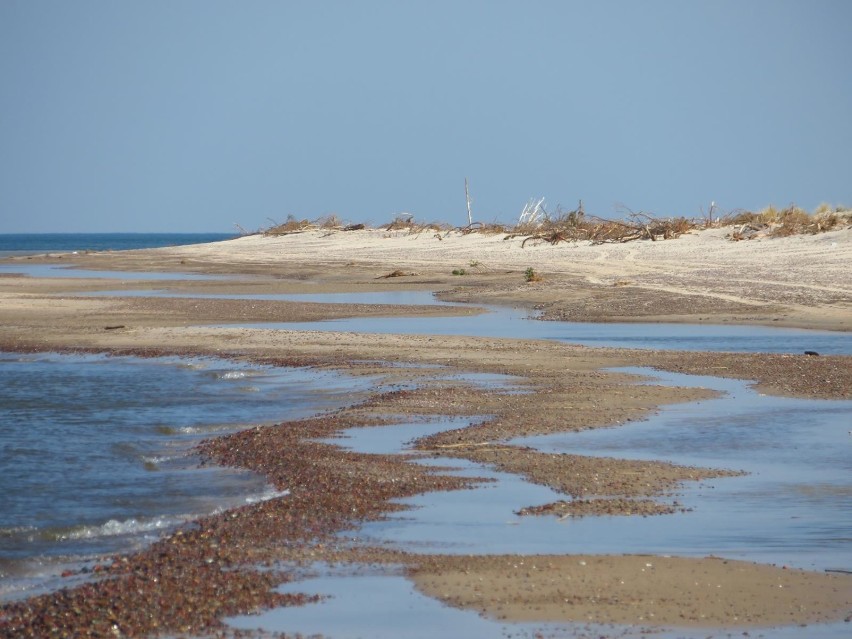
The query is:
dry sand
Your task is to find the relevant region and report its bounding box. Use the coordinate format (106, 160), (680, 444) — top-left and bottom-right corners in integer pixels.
(60, 224), (852, 330)
(0, 227), (850, 637)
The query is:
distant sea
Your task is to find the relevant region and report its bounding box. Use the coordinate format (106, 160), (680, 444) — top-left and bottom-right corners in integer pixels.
(0, 233), (238, 258)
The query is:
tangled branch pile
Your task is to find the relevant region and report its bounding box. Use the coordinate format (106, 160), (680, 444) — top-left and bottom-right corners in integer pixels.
(381, 213), (450, 234)
(512, 201), (851, 246)
(511, 203), (694, 247)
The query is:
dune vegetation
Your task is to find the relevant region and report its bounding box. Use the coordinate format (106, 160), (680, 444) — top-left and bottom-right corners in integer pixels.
(261, 201), (852, 245)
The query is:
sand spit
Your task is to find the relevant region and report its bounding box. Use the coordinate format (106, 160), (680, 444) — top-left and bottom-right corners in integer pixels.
(410, 554), (852, 628)
(49, 225), (852, 331)
(0, 227), (850, 637)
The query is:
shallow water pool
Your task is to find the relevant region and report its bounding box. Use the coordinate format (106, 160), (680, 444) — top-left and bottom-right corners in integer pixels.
(213, 291), (852, 355)
(345, 369), (851, 572)
(40, 281), (851, 354)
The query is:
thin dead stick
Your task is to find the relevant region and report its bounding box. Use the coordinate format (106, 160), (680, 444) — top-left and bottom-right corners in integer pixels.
(465, 177), (473, 226)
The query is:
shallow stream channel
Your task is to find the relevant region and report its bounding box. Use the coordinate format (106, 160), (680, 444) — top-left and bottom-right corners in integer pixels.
(1, 263), (850, 638)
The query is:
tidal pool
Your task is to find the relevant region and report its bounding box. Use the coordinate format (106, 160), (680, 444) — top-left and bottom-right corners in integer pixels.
(227, 568), (570, 639)
(58, 286), (852, 354)
(214, 291), (851, 355)
(513, 368), (852, 572)
(229, 368), (851, 639)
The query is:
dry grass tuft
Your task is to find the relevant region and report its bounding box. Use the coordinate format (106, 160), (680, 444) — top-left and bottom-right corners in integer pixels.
(722, 204), (850, 240)
(263, 215), (314, 236)
(454, 221), (508, 236)
(263, 214), (358, 236)
(382, 214), (450, 235)
(316, 213), (344, 230)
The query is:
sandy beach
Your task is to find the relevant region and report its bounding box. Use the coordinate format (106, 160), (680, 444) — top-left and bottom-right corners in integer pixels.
(0, 226), (850, 638)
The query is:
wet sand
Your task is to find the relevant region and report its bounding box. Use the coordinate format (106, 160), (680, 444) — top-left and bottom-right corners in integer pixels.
(0, 228), (850, 637)
(410, 554), (852, 628)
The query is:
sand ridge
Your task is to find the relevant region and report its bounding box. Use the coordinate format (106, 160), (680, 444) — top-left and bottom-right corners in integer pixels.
(34, 224), (851, 331)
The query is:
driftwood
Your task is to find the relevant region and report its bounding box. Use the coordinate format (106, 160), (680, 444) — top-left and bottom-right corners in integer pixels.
(376, 269), (418, 279)
(518, 212), (693, 247)
(457, 222), (483, 235)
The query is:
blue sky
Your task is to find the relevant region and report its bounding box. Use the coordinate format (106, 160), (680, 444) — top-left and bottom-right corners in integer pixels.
(1, 0), (850, 232)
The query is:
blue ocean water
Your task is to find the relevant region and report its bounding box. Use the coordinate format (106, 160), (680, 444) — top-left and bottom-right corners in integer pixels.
(0, 232), (238, 257)
(0, 352), (371, 600)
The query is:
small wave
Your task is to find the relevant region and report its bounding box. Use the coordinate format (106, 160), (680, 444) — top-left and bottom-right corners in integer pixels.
(140, 453), (186, 470)
(177, 361), (208, 370)
(177, 425), (203, 434)
(0, 525), (37, 539)
(154, 424), (179, 435)
(212, 367), (270, 381)
(59, 516), (182, 541)
(244, 488), (290, 504)
(110, 441), (140, 459)
(215, 370), (252, 380)
(182, 422), (261, 435)
(154, 424), (209, 435)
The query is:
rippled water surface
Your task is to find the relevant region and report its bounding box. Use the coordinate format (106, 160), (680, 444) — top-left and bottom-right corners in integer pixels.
(0, 232), (236, 256)
(0, 353), (370, 599)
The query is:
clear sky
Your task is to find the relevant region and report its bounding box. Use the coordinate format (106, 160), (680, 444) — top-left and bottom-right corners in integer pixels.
(1, 0), (850, 233)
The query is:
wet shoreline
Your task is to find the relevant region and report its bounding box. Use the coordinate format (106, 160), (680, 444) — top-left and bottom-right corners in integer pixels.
(1, 242), (850, 637)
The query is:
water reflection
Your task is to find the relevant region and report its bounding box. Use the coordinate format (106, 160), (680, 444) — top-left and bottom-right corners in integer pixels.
(227, 570), (557, 639)
(513, 368), (852, 571)
(212, 291), (850, 355)
(256, 312), (851, 354)
(334, 368), (850, 571)
(30, 283), (852, 354)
